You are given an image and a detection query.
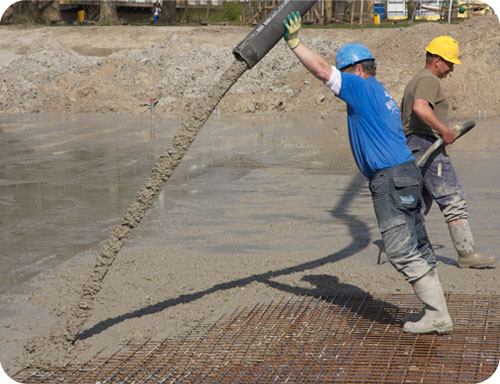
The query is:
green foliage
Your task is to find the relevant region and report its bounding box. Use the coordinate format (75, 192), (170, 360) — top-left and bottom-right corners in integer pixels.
(221, 1), (243, 21)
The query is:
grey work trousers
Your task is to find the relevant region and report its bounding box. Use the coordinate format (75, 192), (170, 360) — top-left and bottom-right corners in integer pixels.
(369, 161), (436, 282)
(407, 133), (469, 223)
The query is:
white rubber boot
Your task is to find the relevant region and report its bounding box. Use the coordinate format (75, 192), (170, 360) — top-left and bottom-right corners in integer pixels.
(448, 220), (498, 269)
(403, 269), (453, 334)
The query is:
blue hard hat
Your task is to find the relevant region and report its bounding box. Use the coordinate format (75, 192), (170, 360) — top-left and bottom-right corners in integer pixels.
(336, 43), (375, 70)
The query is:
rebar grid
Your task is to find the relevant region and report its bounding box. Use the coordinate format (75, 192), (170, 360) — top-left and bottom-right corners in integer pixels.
(14, 293), (500, 383)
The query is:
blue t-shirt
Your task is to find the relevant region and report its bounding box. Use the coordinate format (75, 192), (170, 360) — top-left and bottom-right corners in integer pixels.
(337, 73), (413, 178)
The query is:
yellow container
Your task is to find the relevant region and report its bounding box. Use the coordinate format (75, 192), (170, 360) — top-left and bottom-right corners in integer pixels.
(77, 10), (85, 23)
(373, 14), (381, 24)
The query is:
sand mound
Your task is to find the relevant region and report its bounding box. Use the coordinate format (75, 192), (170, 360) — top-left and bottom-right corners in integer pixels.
(0, 15), (498, 117)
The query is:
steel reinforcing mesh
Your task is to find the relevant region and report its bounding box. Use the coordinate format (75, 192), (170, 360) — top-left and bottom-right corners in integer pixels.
(14, 293), (500, 384)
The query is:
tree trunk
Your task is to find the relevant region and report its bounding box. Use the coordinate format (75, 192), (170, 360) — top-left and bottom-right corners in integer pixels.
(325, 0), (332, 22)
(343, 0), (353, 22)
(366, 0), (374, 22)
(98, 0), (121, 25)
(41, 1), (62, 23)
(0, 6), (13, 24)
(3, 1), (61, 24)
(164, 0), (177, 23)
(181, 0), (189, 23)
(408, 0), (415, 20)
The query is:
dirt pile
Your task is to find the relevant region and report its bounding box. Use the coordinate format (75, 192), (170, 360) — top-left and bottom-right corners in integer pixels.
(0, 15), (498, 117)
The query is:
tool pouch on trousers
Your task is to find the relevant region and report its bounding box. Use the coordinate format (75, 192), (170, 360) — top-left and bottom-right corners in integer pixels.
(369, 174), (404, 233)
(391, 176), (420, 212)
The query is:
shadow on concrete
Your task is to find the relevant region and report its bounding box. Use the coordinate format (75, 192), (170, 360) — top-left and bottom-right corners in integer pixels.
(265, 274), (401, 326)
(77, 174), (391, 341)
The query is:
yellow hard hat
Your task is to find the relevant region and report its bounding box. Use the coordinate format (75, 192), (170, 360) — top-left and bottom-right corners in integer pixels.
(426, 36), (461, 64)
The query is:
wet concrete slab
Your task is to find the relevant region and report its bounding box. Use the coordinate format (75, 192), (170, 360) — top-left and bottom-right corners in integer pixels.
(0, 112), (356, 297)
(0, 113), (174, 296)
(1, 113), (499, 300)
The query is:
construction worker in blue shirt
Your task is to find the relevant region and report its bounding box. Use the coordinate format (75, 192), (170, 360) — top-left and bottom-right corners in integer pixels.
(283, 11), (452, 334)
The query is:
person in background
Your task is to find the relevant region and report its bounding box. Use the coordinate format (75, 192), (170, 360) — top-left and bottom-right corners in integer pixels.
(152, 1), (162, 24)
(282, 12), (453, 334)
(400, 36), (497, 269)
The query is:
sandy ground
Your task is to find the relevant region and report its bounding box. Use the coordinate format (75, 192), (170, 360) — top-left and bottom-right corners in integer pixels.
(0, 15), (499, 376)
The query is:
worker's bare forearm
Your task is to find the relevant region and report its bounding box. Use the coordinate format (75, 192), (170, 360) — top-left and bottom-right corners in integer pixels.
(292, 43), (333, 83)
(413, 98), (455, 144)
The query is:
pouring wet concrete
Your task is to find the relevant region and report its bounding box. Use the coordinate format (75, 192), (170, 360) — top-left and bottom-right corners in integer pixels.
(0, 113), (499, 373)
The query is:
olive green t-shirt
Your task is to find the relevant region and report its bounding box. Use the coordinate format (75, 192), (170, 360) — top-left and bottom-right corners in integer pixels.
(400, 69), (448, 138)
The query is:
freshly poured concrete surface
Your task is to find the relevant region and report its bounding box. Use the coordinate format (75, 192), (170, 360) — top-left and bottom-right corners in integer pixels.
(0, 113), (175, 295)
(0, 113), (498, 373)
(0, 112), (355, 295)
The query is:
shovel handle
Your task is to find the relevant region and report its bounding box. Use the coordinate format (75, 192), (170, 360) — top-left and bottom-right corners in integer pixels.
(416, 138), (443, 168)
(416, 120), (476, 168)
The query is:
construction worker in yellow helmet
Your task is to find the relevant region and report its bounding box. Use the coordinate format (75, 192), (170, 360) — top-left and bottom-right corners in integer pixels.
(401, 34), (497, 283)
(400, 35), (497, 334)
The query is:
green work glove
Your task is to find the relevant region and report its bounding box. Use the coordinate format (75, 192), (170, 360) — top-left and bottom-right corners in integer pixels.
(283, 11), (302, 50)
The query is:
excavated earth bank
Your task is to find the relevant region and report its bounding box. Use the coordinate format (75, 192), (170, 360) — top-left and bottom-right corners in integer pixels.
(0, 16), (499, 117)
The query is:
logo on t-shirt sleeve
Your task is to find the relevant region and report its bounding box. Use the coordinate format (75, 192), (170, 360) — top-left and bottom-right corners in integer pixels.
(383, 91), (399, 115)
(385, 99), (399, 115)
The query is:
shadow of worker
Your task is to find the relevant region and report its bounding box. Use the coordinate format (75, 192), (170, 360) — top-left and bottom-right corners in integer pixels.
(264, 274), (401, 326)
